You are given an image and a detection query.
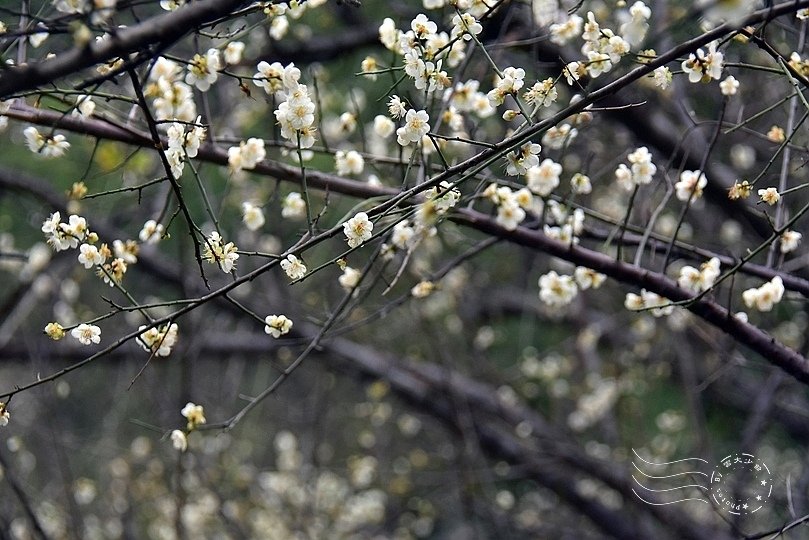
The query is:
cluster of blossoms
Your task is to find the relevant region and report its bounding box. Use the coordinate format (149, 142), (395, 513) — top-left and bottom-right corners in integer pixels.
(388, 97), (431, 147)
(254, 61), (318, 149)
(54, 0), (116, 24)
(380, 14), (461, 96)
(624, 289), (674, 317)
(146, 57), (197, 122)
(483, 184), (533, 231)
(41, 211), (88, 251)
(410, 181), (462, 236)
(743, 277), (785, 312)
(543, 202), (585, 245)
(677, 258), (721, 293)
(166, 117), (206, 179)
(137, 323), (179, 357)
(264, 314), (293, 338)
(523, 78), (559, 109)
(446, 80), (495, 120)
(202, 231), (239, 273)
(559, 8), (634, 84)
(580, 12), (631, 78)
(488, 66), (526, 107)
(335, 150), (364, 176)
(170, 402), (207, 452)
(538, 267), (606, 307)
(615, 147), (656, 190)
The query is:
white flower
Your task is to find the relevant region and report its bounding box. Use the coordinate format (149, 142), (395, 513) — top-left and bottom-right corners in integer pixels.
(138, 323), (179, 357)
(526, 158), (561, 195)
(758, 187), (780, 206)
(374, 115), (395, 138)
(523, 78), (558, 107)
(335, 150), (365, 176)
(720, 75), (739, 96)
(29, 23), (48, 48)
(411, 13), (437, 38)
(675, 170), (707, 201)
(181, 402), (206, 429)
(344, 212), (374, 248)
(280, 254), (307, 280)
(24, 126), (70, 157)
(228, 138), (266, 171)
(282, 192), (306, 219)
(506, 142), (542, 177)
(570, 173), (592, 194)
(642, 290), (674, 317)
(339, 267), (362, 290)
(139, 220), (164, 244)
(171, 430), (187, 452)
(185, 49), (221, 92)
(652, 66), (672, 90)
(379, 17), (400, 51)
(223, 41), (245, 65)
(542, 123), (577, 149)
(451, 13), (482, 41)
(391, 220), (416, 249)
(388, 95), (408, 119)
(681, 42), (724, 83)
(264, 314), (293, 338)
(396, 109), (430, 146)
(411, 280), (435, 298)
(0, 403), (9, 427)
(620, 1), (651, 46)
(574, 267), (606, 290)
(539, 271), (578, 307)
(550, 15), (583, 46)
(496, 201), (526, 231)
(77, 243), (105, 269)
(487, 66), (526, 106)
(71, 323), (101, 345)
(45, 322), (66, 341)
(242, 202), (265, 231)
(74, 95), (95, 117)
(781, 230), (802, 253)
(677, 257), (720, 293)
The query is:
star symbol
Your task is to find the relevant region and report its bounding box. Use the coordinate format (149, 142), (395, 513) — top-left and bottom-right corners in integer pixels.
(743, 503), (748, 509)
(756, 495), (762, 501)
(761, 480), (767, 486)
